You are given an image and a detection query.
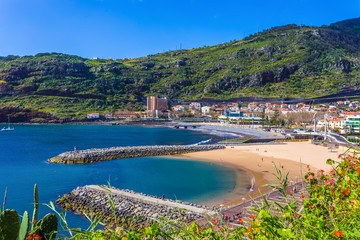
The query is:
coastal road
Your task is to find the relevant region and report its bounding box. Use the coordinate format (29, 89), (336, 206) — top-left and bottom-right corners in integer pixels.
(85, 185), (217, 216)
(329, 133), (348, 145)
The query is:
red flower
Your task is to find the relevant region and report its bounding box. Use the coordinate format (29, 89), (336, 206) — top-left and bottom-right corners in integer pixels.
(330, 206), (334, 211)
(300, 195), (305, 199)
(199, 228), (203, 232)
(345, 189), (350, 195)
(338, 154), (342, 158)
(287, 190), (291, 194)
(247, 226), (252, 232)
(212, 219), (217, 225)
(356, 168), (360, 173)
(250, 215), (257, 219)
(237, 218), (243, 224)
(27, 234), (42, 240)
(307, 175), (314, 180)
(334, 230), (344, 237)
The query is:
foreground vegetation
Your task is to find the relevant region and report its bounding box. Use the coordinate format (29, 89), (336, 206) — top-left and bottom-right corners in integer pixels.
(2, 150), (360, 239)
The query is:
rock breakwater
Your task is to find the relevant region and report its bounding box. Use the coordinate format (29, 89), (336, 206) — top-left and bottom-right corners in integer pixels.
(56, 185), (217, 224)
(48, 145), (225, 164)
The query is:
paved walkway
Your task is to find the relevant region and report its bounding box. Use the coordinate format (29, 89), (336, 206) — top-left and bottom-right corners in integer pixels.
(196, 182), (308, 227)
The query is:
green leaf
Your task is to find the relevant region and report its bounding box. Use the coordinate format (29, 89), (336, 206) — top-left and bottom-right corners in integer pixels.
(326, 159), (335, 165)
(17, 211), (29, 240)
(0, 209), (20, 240)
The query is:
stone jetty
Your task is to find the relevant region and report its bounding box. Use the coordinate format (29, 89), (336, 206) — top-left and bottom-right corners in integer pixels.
(56, 185), (217, 224)
(48, 145), (225, 164)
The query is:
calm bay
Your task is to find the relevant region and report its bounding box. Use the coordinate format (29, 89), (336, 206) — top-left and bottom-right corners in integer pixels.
(0, 124), (247, 228)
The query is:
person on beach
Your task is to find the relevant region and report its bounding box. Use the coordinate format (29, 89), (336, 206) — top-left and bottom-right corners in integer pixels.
(162, 194), (165, 200)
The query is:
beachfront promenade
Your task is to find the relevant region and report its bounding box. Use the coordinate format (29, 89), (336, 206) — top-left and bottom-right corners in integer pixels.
(48, 145), (225, 164)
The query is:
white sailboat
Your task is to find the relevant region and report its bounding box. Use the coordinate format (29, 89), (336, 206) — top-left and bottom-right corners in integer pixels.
(1, 116), (14, 131)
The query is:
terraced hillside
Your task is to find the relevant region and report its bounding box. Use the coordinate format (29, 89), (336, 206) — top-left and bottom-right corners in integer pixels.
(0, 17), (359, 121)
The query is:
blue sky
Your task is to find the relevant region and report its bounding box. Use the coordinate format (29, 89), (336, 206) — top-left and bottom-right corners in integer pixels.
(0, 0), (359, 59)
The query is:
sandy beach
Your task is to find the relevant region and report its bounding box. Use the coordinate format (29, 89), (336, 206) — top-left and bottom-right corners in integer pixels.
(179, 141), (341, 207)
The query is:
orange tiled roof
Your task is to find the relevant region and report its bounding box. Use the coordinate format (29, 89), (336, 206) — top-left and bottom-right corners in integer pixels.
(343, 112), (358, 115)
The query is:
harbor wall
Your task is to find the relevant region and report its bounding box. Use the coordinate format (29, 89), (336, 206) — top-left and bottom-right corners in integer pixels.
(48, 145), (225, 164)
(56, 185), (217, 224)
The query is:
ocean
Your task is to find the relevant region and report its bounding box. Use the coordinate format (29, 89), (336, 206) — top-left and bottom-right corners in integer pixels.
(0, 124), (248, 229)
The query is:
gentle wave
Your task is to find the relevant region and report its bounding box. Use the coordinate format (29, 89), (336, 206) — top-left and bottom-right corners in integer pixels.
(191, 138), (213, 145)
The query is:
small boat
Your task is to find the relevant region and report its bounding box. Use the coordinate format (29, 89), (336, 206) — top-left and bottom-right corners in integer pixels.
(1, 116), (14, 131)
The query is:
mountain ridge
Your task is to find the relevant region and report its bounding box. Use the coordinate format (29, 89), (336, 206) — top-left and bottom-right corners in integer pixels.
(0, 17), (359, 120)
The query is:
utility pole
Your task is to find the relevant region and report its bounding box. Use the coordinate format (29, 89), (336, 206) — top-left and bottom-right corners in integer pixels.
(324, 113), (328, 141)
(300, 158), (303, 188)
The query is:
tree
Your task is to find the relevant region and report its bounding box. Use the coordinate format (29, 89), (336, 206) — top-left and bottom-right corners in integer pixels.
(270, 110), (280, 126)
(260, 109), (266, 127)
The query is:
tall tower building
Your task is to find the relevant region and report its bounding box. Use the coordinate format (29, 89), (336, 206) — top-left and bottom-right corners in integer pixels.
(157, 97), (168, 111)
(147, 96), (168, 117)
(147, 96), (158, 111)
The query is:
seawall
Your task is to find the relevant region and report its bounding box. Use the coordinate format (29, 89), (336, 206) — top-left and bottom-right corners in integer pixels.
(48, 145), (225, 164)
(56, 185), (217, 224)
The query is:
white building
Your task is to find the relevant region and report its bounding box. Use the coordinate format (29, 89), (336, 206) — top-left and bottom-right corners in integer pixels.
(87, 113), (100, 119)
(328, 118), (346, 130)
(350, 101), (360, 108)
(345, 114), (360, 133)
(189, 102), (201, 110)
(173, 105), (185, 111)
(201, 106), (212, 115)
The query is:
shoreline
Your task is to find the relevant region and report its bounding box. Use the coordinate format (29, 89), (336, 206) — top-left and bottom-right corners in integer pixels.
(169, 154), (257, 206)
(4, 123), (340, 209)
(177, 141), (340, 207)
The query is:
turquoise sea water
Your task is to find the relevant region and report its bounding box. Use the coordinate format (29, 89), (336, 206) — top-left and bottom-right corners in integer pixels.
(0, 124), (247, 229)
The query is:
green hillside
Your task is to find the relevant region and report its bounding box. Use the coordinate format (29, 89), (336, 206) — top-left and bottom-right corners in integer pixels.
(0, 17), (359, 121)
